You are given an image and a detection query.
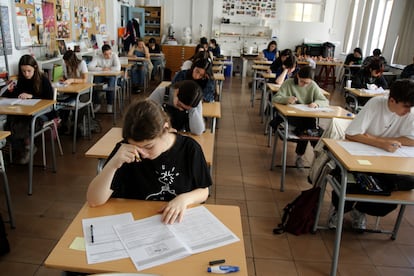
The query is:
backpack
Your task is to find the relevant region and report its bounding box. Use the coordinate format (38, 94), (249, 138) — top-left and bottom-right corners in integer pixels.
(273, 187), (321, 235)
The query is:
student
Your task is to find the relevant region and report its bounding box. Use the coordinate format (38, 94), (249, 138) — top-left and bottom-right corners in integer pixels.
(344, 47), (363, 76)
(261, 40), (278, 61)
(4, 55), (54, 164)
(128, 38), (153, 92)
(148, 80), (204, 135)
(401, 56), (414, 79)
(172, 51), (215, 102)
(147, 37), (161, 53)
(181, 44), (206, 70)
(61, 50), (88, 84)
(362, 48), (387, 69)
(328, 79), (414, 230)
(86, 99), (212, 224)
(273, 55), (298, 85)
(351, 57), (388, 89)
(272, 66), (329, 168)
(147, 37), (164, 81)
(209, 39), (221, 58)
(88, 44), (121, 113)
(269, 49), (292, 74)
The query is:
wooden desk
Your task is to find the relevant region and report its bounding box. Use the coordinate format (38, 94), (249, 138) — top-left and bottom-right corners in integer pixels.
(85, 127), (215, 173)
(314, 139), (414, 276)
(0, 98), (56, 195)
(251, 65), (272, 108)
(45, 199), (247, 275)
(344, 87), (388, 113)
(57, 83), (94, 153)
(253, 60), (272, 65)
(202, 102), (221, 133)
(270, 103), (354, 191)
(0, 131), (14, 228)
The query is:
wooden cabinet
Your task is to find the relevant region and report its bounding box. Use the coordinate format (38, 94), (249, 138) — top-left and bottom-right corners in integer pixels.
(140, 6), (163, 44)
(162, 45), (196, 79)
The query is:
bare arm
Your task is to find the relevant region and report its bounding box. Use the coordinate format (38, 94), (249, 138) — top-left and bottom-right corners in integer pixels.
(345, 133), (414, 152)
(86, 143), (140, 206)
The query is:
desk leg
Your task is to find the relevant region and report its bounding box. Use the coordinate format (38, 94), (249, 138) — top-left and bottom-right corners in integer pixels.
(211, 118), (216, 133)
(280, 117), (288, 192)
(260, 81), (267, 122)
(0, 150), (14, 228)
(72, 95), (80, 153)
(251, 70), (257, 107)
(391, 205), (405, 240)
(28, 115), (37, 195)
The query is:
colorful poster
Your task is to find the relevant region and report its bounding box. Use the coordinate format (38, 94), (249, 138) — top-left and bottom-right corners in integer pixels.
(34, 4), (43, 24)
(42, 1), (55, 32)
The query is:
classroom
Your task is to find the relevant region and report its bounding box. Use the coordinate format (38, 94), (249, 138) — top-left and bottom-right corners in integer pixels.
(0, 0), (413, 275)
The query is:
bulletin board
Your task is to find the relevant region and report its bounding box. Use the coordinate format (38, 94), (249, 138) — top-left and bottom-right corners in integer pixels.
(0, 6), (13, 55)
(222, 0), (277, 18)
(72, 0), (106, 41)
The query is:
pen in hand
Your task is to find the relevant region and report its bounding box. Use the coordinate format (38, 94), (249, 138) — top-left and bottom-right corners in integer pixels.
(90, 224), (94, 244)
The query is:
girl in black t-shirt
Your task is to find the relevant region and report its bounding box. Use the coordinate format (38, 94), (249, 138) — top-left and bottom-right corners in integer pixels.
(87, 99), (212, 224)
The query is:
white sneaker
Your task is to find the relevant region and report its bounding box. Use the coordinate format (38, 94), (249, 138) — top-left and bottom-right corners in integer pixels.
(351, 208), (366, 231)
(18, 145), (37, 165)
(295, 156), (305, 168)
(106, 104), (113, 113)
(93, 104), (101, 113)
(327, 207), (338, 229)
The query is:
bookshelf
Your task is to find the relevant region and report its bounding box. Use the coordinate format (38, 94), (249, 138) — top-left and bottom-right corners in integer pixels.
(140, 6), (163, 44)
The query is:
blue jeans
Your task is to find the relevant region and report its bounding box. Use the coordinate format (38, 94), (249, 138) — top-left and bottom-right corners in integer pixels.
(93, 76), (116, 105)
(131, 62), (147, 87)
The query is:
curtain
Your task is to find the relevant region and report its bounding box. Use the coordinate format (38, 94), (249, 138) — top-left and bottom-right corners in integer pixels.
(393, 1), (414, 64)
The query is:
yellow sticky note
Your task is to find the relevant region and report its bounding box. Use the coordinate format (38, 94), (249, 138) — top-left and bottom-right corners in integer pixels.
(287, 110), (296, 113)
(357, 160), (372, 165)
(69, 237), (86, 251)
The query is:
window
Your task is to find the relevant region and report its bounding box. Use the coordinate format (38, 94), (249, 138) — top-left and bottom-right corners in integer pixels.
(284, 0), (326, 22)
(343, 0), (393, 55)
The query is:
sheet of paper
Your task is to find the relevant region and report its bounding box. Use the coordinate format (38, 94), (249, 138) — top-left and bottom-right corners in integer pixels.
(0, 98), (21, 106)
(361, 87), (387, 94)
(167, 206), (240, 254)
(114, 206), (240, 271)
(82, 213), (134, 264)
(291, 104), (333, 113)
(16, 99), (41, 106)
(338, 141), (414, 157)
(114, 215), (191, 271)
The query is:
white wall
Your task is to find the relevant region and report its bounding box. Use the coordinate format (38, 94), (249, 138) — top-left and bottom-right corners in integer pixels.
(382, 0), (406, 64)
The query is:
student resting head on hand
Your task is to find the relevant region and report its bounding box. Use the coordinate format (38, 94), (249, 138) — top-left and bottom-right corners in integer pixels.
(86, 99), (212, 224)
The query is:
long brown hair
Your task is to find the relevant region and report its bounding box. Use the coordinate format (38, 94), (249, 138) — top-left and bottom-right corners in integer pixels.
(123, 99), (171, 142)
(18, 54), (43, 96)
(63, 50), (82, 78)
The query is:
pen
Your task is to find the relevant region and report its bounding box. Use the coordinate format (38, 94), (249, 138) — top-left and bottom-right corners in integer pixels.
(90, 224), (94, 244)
(135, 153), (141, 162)
(209, 259), (226, 266)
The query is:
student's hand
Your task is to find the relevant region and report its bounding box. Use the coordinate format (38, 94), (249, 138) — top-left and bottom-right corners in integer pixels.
(288, 96), (298, 104)
(382, 140), (401, 152)
(308, 102), (318, 108)
(63, 78), (74, 85)
(18, 93), (32, 99)
(7, 80), (16, 91)
(159, 194), (190, 224)
(102, 67), (110, 71)
(107, 143), (141, 169)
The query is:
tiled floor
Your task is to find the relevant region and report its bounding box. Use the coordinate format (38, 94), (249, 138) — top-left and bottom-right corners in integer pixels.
(0, 76), (414, 275)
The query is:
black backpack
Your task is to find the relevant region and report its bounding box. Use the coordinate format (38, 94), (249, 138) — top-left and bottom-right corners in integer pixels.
(273, 187), (321, 235)
(0, 213), (10, 255)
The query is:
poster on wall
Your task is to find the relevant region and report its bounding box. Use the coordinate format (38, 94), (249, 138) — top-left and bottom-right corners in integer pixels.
(0, 6), (13, 55)
(16, 16), (32, 47)
(222, 0), (276, 18)
(42, 1), (55, 32)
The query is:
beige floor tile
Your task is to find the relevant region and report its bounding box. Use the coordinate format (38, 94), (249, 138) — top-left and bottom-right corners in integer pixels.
(251, 235), (292, 260)
(254, 258), (298, 276)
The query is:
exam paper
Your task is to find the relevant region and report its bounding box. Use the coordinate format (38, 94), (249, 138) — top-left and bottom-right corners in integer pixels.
(82, 213), (134, 264)
(291, 104), (333, 112)
(337, 141), (414, 157)
(361, 87), (387, 94)
(0, 98), (41, 106)
(114, 206), (240, 271)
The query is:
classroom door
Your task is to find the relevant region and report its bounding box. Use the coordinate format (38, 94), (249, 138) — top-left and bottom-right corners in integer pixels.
(128, 7), (145, 40)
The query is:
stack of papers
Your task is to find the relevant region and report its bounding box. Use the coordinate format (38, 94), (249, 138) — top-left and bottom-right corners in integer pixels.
(82, 206), (240, 271)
